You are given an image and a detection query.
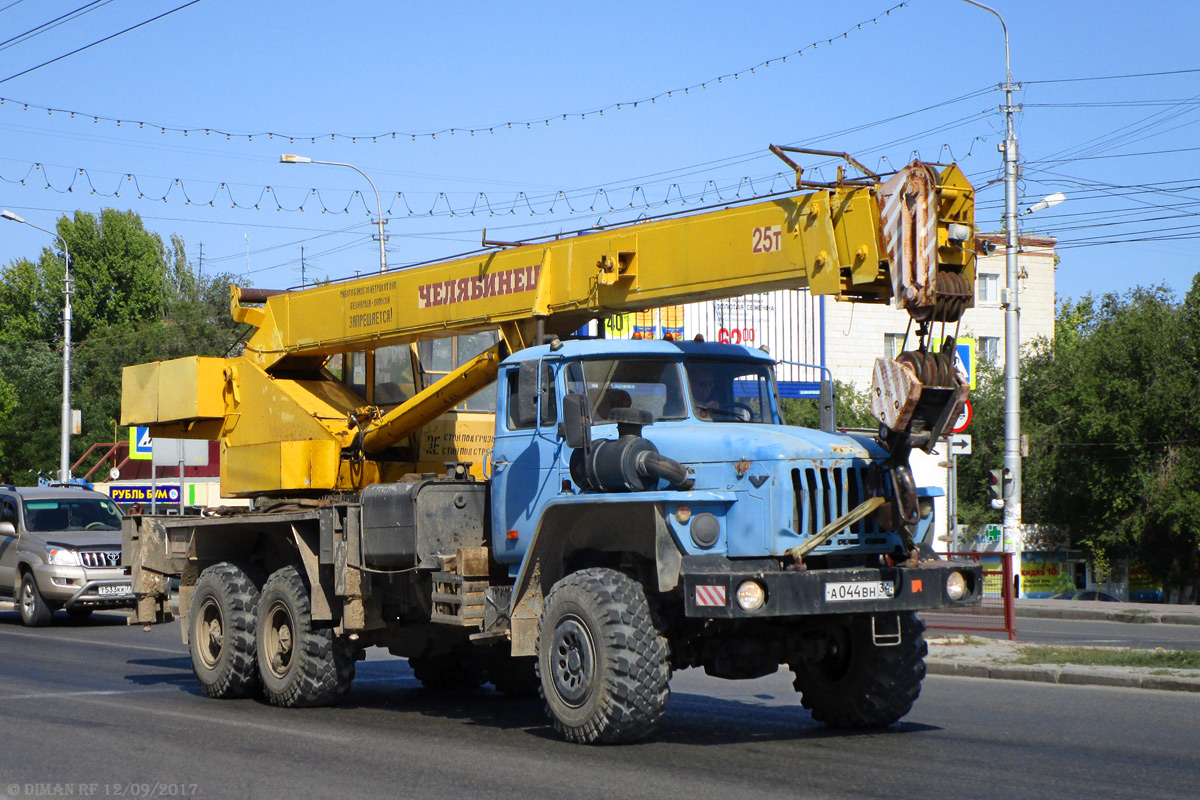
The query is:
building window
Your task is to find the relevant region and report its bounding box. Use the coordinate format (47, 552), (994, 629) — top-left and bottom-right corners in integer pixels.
(977, 272), (1000, 305)
(979, 336), (1001, 364)
(884, 333), (907, 359)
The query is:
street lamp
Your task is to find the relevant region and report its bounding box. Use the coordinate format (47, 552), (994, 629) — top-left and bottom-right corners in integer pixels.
(1, 210), (73, 483)
(280, 155), (388, 273)
(959, 0), (1023, 581)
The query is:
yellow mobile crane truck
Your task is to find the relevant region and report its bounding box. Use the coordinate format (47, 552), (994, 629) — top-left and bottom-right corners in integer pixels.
(121, 148), (983, 744)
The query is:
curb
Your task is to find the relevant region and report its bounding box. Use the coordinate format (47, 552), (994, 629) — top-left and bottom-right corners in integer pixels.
(927, 659), (1200, 693)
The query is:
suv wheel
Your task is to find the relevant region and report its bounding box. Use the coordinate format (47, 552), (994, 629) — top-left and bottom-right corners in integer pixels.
(20, 572), (54, 627)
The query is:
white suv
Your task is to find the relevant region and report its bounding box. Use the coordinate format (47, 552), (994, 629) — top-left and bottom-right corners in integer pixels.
(0, 484), (134, 626)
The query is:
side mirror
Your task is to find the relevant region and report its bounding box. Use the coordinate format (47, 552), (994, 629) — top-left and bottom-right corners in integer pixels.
(561, 393), (590, 449)
(0, 521), (15, 537)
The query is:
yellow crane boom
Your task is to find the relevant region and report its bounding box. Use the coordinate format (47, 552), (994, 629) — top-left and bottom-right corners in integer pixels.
(121, 150), (976, 497)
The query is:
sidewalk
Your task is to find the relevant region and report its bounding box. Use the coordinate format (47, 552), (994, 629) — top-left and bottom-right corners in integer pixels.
(926, 598), (1200, 693)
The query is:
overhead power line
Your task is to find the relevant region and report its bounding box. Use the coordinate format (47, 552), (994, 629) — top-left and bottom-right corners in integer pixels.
(0, 0), (114, 53)
(1024, 67), (1200, 85)
(0, 0), (205, 85)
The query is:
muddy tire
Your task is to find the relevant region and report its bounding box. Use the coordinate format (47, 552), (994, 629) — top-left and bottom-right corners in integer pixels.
(19, 572), (53, 627)
(257, 565), (355, 707)
(536, 568), (670, 744)
(189, 562), (260, 699)
(409, 646), (488, 690)
(790, 611), (927, 729)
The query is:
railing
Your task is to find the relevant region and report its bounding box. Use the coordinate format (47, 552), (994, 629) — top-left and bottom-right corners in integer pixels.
(921, 551), (1016, 640)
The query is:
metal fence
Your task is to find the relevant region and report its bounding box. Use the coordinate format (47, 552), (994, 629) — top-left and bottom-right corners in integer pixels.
(921, 551), (1016, 640)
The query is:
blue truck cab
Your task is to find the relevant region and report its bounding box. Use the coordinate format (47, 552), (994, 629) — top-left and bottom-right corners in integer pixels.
(484, 337), (981, 741)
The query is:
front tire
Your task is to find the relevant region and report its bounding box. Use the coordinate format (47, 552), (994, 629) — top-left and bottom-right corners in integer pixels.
(19, 572), (53, 627)
(257, 565), (355, 707)
(789, 611), (927, 729)
(189, 562), (260, 699)
(536, 568), (670, 744)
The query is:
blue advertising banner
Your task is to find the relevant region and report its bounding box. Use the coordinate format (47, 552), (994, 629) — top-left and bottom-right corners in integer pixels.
(109, 485), (181, 503)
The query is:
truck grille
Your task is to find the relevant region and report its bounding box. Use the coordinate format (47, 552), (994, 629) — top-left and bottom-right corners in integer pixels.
(791, 466), (887, 547)
(79, 550), (121, 568)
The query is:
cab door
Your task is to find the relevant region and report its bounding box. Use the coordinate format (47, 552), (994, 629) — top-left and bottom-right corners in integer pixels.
(490, 359), (565, 569)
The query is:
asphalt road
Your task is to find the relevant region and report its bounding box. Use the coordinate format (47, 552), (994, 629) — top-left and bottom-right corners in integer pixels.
(2, 611), (1198, 800)
(983, 616), (1200, 649)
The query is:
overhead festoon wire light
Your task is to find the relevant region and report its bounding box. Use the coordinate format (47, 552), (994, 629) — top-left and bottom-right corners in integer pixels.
(0, 2), (910, 143)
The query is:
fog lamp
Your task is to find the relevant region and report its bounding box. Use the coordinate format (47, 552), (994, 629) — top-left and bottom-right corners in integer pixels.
(946, 571), (967, 601)
(736, 580), (766, 611)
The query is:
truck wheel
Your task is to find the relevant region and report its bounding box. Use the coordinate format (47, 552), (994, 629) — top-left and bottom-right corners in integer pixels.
(257, 565), (355, 707)
(536, 568), (670, 744)
(409, 647), (488, 690)
(19, 572), (53, 627)
(190, 562), (261, 699)
(789, 611), (927, 729)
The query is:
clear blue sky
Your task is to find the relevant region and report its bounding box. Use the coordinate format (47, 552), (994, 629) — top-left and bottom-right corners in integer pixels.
(1, 0), (1198, 305)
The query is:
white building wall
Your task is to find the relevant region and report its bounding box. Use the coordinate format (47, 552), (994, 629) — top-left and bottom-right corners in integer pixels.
(822, 236), (1058, 389)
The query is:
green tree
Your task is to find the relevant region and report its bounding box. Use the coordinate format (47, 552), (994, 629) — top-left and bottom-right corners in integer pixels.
(0, 210), (243, 482)
(780, 380), (877, 430)
(958, 286), (1200, 600)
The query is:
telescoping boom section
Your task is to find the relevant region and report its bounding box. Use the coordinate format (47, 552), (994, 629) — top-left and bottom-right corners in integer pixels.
(121, 153), (977, 496)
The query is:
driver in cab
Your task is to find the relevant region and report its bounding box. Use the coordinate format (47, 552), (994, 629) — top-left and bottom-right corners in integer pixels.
(688, 366), (720, 421)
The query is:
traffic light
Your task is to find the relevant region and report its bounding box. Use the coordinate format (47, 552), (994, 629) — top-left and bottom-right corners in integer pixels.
(988, 468), (1005, 509)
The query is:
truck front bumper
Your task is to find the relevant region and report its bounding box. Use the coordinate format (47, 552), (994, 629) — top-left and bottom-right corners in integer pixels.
(680, 556), (983, 619)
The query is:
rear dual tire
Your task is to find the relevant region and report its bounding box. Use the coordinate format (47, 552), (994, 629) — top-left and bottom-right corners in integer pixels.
(189, 562), (355, 706)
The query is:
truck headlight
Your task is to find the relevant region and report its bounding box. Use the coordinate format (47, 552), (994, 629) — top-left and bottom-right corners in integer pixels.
(46, 546), (79, 566)
(946, 571), (967, 601)
(736, 580), (766, 611)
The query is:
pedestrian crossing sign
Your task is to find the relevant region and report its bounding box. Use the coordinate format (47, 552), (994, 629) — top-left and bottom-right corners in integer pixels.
(130, 426), (153, 460)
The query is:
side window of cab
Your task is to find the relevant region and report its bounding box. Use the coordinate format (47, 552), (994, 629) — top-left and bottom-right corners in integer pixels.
(0, 496), (16, 526)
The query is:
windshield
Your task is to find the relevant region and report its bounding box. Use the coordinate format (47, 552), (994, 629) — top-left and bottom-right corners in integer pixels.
(22, 497), (124, 532)
(685, 359), (779, 423)
(565, 359), (689, 422)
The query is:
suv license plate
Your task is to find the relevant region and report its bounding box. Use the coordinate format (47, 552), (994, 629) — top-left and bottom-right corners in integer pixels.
(825, 581), (894, 602)
(98, 585), (131, 597)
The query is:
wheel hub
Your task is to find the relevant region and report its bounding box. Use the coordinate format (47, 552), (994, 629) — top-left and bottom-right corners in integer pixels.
(265, 601), (295, 678)
(196, 598), (224, 669)
(550, 615), (595, 707)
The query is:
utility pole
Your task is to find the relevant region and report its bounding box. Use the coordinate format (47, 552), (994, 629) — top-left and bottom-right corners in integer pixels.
(962, 0), (1023, 592)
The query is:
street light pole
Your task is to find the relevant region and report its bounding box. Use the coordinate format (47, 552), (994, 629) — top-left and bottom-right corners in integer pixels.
(1, 210), (73, 483)
(960, 0), (1023, 576)
(280, 155), (388, 273)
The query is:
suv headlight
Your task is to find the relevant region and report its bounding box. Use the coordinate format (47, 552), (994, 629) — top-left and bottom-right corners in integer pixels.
(45, 546), (79, 566)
